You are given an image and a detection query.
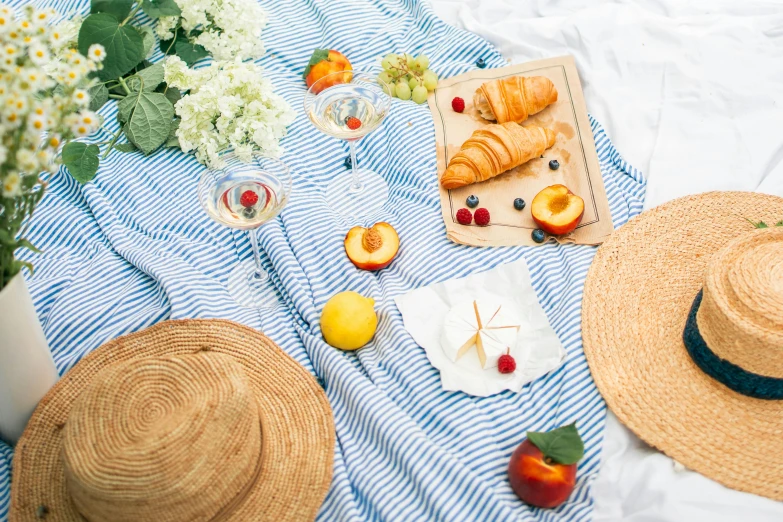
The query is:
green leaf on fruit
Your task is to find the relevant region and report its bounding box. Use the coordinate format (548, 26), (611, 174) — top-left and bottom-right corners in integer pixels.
(142, 0), (182, 18)
(526, 423), (584, 466)
(745, 218), (783, 229)
(137, 26), (155, 59)
(62, 142), (100, 183)
(302, 48), (330, 79)
(78, 13), (145, 81)
(125, 63), (165, 92)
(87, 82), (108, 112)
(91, 0), (134, 20)
(120, 91), (175, 154)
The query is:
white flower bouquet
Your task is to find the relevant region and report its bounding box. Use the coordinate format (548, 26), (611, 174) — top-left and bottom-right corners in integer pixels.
(155, 0), (267, 63)
(164, 56), (295, 169)
(0, 4), (102, 289)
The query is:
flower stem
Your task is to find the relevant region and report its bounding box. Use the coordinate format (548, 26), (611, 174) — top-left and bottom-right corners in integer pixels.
(121, 2), (142, 26)
(117, 76), (131, 96)
(102, 127), (124, 159)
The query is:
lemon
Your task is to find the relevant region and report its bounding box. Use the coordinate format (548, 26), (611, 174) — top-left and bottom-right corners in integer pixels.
(320, 291), (377, 350)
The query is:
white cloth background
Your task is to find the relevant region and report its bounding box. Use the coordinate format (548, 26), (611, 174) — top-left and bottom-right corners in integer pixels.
(427, 0), (783, 520)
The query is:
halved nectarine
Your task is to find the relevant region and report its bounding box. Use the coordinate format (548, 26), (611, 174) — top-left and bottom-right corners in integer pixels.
(531, 185), (584, 235)
(344, 222), (400, 271)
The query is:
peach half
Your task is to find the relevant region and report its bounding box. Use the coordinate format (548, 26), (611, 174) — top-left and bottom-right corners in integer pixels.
(344, 222), (400, 271)
(531, 184), (585, 235)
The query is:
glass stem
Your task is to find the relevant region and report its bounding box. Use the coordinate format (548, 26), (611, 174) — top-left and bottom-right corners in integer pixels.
(349, 139), (362, 192)
(248, 228), (268, 283)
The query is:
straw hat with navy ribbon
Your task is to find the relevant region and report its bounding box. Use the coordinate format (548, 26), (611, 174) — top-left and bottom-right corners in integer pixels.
(582, 191), (783, 500)
(9, 319), (335, 521)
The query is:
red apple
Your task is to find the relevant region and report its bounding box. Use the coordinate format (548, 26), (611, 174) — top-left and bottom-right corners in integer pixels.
(530, 184), (585, 235)
(303, 49), (352, 94)
(344, 222), (399, 271)
(508, 439), (577, 508)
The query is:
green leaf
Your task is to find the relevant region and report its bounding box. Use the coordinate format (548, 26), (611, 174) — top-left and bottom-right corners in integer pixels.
(91, 0), (134, 20)
(113, 142), (138, 152)
(776, 220), (783, 227)
(173, 29), (208, 65)
(142, 0), (181, 18)
(117, 93), (136, 123)
(526, 423), (584, 465)
(16, 238), (41, 254)
(303, 48), (330, 79)
(162, 85), (181, 106)
(126, 63), (164, 92)
(166, 117), (180, 147)
(78, 13), (145, 81)
(750, 219), (769, 229)
(88, 82), (109, 111)
(62, 142), (101, 183)
(122, 91), (175, 154)
(137, 26), (155, 59)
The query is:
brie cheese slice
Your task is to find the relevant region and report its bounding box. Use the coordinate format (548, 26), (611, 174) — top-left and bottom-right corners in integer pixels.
(440, 300), (521, 369)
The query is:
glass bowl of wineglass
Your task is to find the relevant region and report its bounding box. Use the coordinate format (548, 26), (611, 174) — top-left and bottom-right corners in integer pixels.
(304, 70), (392, 219)
(197, 153), (291, 309)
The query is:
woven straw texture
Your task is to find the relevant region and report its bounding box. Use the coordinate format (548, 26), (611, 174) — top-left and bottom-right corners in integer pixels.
(10, 320), (335, 522)
(582, 191), (783, 501)
(698, 229), (783, 378)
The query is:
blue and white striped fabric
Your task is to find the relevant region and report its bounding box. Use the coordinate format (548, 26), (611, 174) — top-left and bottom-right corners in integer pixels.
(0, 0), (646, 520)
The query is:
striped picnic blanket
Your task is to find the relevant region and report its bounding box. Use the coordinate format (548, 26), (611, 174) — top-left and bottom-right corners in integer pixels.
(0, 0), (646, 520)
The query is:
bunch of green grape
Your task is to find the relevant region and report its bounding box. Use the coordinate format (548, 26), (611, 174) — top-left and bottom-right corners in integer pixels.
(378, 53), (438, 104)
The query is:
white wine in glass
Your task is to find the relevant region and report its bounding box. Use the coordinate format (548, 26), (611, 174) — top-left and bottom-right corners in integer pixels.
(304, 70), (391, 219)
(198, 153), (291, 309)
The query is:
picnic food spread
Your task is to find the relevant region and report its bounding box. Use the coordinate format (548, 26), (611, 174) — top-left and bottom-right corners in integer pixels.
(4, 2), (778, 520)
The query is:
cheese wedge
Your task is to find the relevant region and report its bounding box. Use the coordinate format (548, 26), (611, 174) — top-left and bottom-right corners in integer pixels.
(440, 300), (521, 369)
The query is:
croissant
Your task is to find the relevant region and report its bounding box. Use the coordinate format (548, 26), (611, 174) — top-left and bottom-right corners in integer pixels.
(474, 76), (558, 123)
(440, 123), (555, 190)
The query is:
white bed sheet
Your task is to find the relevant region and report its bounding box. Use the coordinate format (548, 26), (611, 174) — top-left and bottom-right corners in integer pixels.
(427, 0), (783, 520)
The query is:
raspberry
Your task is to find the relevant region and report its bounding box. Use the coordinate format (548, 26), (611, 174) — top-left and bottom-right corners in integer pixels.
(240, 190), (258, 208)
(498, 354), (516, 374)
(456, 208), (472, 225)
(345, 116), (361, 130)
(451, 97), (465, 113)
(474, 208), (490, 226)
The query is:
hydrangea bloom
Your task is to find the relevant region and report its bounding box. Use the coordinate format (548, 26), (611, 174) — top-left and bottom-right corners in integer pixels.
(164, 56), (295, 168)
(155, 0), (267, 62)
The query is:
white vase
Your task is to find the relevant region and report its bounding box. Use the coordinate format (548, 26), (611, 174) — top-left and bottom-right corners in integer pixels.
(0, 273), (58, 445)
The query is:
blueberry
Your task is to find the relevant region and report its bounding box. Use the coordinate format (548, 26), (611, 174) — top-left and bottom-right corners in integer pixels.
(476, 57), (486, 69)
(549, 159), (560, 170)
(532, 229), (546, 243)
(344, 156), (352, 169)
(466, 195), (479, 208)
(513, 198), (526, 211)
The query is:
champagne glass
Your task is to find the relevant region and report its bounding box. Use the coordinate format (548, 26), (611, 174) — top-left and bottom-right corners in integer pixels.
(304, 70), (391, 218)
(197, 153), (291, 309)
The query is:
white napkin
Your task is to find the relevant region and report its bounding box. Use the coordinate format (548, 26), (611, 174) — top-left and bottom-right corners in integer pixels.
(394, 259), (566, 396)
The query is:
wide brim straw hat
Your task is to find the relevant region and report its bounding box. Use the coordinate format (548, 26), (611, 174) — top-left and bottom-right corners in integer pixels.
(582, 191), (783, 500)
(10, 319), (335, 521)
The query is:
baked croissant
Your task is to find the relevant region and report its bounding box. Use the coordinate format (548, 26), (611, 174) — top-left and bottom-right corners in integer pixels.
(474, 76), (558, 123)
(440, 123), (555, 190)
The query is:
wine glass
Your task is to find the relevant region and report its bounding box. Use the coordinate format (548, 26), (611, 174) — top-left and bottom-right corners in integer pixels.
(304, 70), (392, 218)
(197, 153), (291, 309)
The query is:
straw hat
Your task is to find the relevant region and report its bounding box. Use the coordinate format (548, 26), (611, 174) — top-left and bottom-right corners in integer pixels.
(582, 191), (783, 500)
(10, 319), (335, 521)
